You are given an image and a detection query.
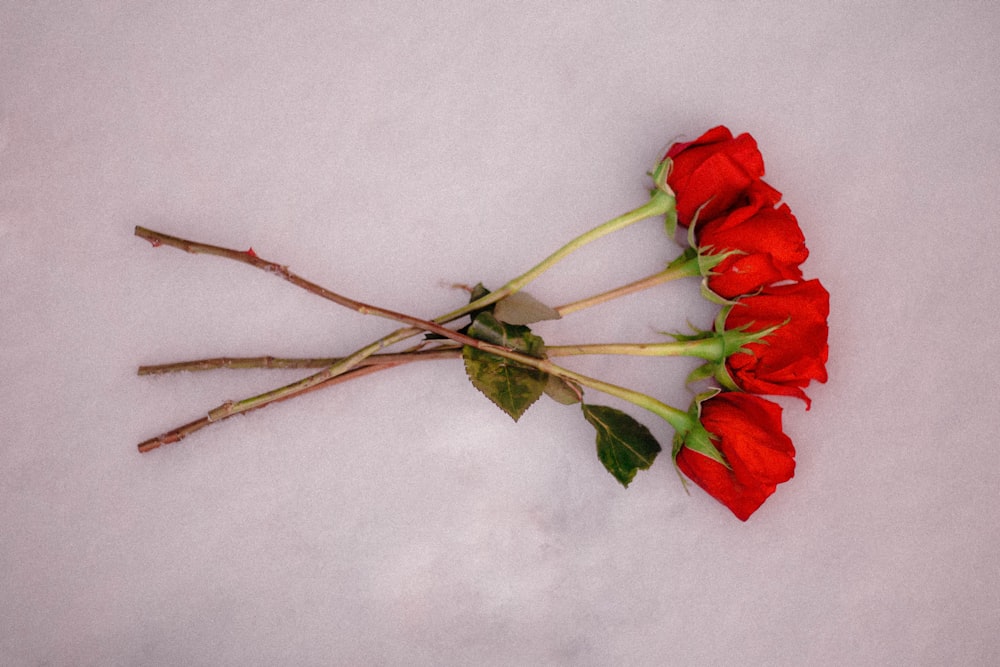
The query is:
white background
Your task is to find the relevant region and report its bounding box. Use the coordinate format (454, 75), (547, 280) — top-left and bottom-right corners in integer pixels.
(3, 2), (998, 665)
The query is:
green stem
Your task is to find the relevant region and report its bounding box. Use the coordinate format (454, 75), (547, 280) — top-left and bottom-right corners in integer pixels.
(134, 334), (721, 376)
(136, 266), (701, 451)
(138, 255), (701, 376)
(531, 357), (692, 433)
(135, 187), (680, 449)
(434, 189), (676, 322)
(136, 360), (406, 453)
(547, 337), (724, 361)
(555, 253), (699, 316)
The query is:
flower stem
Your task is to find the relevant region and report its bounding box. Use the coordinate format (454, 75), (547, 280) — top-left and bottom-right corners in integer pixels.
(434, 190), (676, 321)
(134, 187), (679, 450)
(134, 235), (696, 449)
(137, 361), (406, 452)
(135, 335), (721, 376)
(555, 253), (699, 316)
(138, 254), (701, 376)
(136, 348), (459, 375)
(547, 338), (724, 361)
(532, 358), (692, 433)
(135, 226), (448, 332)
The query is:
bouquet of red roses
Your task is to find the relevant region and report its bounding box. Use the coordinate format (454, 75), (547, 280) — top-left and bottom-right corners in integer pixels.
(136, 126), (829, 521)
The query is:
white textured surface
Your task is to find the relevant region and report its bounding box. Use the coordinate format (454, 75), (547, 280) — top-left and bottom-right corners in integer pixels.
(2, 3), (999, 665)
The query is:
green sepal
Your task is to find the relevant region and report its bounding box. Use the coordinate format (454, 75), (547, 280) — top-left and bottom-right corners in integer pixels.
(685, 361), (719, 385)
(696, 246), (742, 278)
(660, 321), (714, 343)
(700, 277), (739, 306)
(695, 243), (743, 307)
(713, 303), (734, 336)
(667, 246), (698, 271)
(663, 207), (678, 240)
(707, 316), (787, 392)
(681, 203), (749, 306)
(582, 404), (662, 487)
(712, 359), (741, 392)
(462, 311), (547, 421)
(650, 156), (678, 238)
(651, 155), (673, 193)
(670, 389), (728, 468)
(715, 309), (787, 358)
(684, 199), (708, 250)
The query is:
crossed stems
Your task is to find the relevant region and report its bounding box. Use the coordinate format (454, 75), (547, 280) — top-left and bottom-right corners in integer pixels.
(135, 186), (714, 452)
(137, 338), (721, 376)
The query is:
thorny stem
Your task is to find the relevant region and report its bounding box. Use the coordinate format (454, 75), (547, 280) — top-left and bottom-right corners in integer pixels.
(135, 285), (696, 450)
(135, 226), (462, 337)
(137, 304), (692, 451)
(137, 349), (460, 375)
(138, 337), (721, 376)
(137, 362), (413, 452)
(135, 187), (680, 451)
(138, 256), (701, 375)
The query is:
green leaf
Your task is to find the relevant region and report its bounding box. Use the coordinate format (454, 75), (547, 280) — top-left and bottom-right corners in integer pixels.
(462, 312), (547, 421)
(493, 290), (562, 325)
(543, 375), (581, 405)
(466, 311), (546, 355)
(582, 404), (662, 487)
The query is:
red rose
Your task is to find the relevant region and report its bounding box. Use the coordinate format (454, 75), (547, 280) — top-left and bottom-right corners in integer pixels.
(698, 202), (808, 298)
(665, 126), (781, 226)
(676, 393), (795, 521)
(724, 279), (830, 406)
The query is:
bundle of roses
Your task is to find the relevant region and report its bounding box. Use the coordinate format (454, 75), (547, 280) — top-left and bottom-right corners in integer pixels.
(136, 126), (829, 521)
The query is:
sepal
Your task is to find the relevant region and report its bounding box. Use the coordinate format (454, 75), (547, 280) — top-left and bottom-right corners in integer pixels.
(659, 321), (714, 343)
(650, 156), (678, 237)
(700, 279), (738, 306)
(685, 362), (718, 385)
(671, 389), (728, 468)
(718, 315), (787, 358)
(686, 208), (745, 305)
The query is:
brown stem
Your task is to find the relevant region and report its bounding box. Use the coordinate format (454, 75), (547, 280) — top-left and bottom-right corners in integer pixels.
(137, 361), (406, 453)
(554, 260), (696, 315)
(137, 348), (461, 375)
(136, 254), (697, 377)
(136, 226), (466, 339)
(134, 219), (694, 452)
(135, 227), (556, 451)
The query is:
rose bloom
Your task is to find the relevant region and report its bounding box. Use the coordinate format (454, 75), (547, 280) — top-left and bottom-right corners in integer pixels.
(665, 126), (781, 226)
(698, 201), (808, 299)
(724, 279), (830, 406)
(676, 393), (795, 521)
